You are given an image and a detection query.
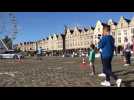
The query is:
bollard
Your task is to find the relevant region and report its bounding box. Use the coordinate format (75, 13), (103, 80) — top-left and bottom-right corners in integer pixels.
(80, 57), (89, 70)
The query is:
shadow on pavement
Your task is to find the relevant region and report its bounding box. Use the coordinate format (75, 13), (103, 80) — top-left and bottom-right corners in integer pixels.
(117, 69), (134, 87)
(113, 69), (126, 75)
(122, 80), (134, 87)
(121, 70), (134, 76)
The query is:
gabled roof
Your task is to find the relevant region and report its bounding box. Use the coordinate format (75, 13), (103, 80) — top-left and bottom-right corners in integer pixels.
(113, 22), (117, 25)
(61, 34), (65, 37)
(84, 28), (88, 32)
(102, 23), (110, 27)
(124, 18), (131, 23)
(91, 26), (95, 30)
(121, 16), (131, 23)
(51, 36), (53, 39)
(56, 34), (59, 38)
(78, 28), (82, 33)
(70, 29), (74, 34)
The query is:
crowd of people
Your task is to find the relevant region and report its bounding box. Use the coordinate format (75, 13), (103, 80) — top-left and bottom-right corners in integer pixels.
(87, 25), (134, 87)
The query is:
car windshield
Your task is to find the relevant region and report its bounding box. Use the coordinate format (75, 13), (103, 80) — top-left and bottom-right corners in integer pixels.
(4, 51), (15, 54)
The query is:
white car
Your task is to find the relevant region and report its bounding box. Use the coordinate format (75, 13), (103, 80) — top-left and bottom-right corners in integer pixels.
(62, 54), (71, 57)
(0, 50), (24, 59)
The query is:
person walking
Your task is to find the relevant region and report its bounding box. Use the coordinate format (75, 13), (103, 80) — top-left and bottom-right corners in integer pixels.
(98, 25), (122, 87)
(37, 47), (42, 60)
(132, 36), (134, 55)
(123, 37), (131, 66)
(97, 34), (106, 78)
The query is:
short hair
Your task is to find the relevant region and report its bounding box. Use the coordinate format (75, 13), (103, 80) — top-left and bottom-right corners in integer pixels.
(90, 44), (95, 49)
(103, 25), (110, 32)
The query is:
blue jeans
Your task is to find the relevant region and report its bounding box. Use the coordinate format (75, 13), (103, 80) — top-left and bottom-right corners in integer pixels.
(100, 53), (105, 74)
(102, 57), (117, 81)
(124, 51), (131, 64)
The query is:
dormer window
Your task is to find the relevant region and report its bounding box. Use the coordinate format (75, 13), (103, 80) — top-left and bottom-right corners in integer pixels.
(131, 28), (134, 34)
(98, 28), (100, 32)
(121, 23), (123, 28)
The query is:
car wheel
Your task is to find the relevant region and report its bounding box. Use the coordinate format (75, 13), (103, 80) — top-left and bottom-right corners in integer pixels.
(13, 55), (18, 59)
(0, 55), (3, 59)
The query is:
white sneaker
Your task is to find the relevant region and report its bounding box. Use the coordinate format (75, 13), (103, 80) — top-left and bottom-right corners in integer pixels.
(123, 64), (130, 66)
(101, 80), (111, 87)
(89, 72), (94, 76)
(116, 79), (122, 87)
(98, 73), (106, 77)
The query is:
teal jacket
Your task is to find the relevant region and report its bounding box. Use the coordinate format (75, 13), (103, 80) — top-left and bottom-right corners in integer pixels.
(88, 49), (95, 62)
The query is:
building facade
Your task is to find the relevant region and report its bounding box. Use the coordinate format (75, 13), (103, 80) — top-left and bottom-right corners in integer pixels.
(65, 26), (94, 54)
(17, 16), (134, 55)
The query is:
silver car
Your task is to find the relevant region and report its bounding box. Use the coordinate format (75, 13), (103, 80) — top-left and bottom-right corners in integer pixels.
(0, 50), (24, 59)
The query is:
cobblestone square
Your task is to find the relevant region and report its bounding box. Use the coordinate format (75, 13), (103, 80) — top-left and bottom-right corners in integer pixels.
(0, 56), (134, 87)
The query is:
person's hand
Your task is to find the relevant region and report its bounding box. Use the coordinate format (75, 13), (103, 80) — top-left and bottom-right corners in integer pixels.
(99, 49), (102, 52)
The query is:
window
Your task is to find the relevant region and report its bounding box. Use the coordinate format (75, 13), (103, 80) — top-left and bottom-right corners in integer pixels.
(112, 32), (115, 36)
(121, 23), (123, 28)
(118, 32), (121, 35)
(118, 37), (121, 43)
(95, 35), (97, 38)
(131, 28), (134, 34)
(98, 28), (100, 32)
(124, 30), (127, 35)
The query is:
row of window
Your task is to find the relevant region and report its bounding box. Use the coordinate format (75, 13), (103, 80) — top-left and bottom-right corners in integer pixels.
(117, 28), (134, 36)
(117, 35), (134, 43)
(66, 33), (93, 38)
(66, 41), (90, 47)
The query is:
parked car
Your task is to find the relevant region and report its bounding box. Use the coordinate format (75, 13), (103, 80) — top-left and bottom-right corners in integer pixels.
(72, 52), (79, 57)
(62, 53), (72, 57)
(80, 52), (88, 57)
(0, 50), (24, 59)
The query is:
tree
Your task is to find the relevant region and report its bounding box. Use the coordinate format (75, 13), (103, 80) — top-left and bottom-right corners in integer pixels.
(2, 36), (13, 49)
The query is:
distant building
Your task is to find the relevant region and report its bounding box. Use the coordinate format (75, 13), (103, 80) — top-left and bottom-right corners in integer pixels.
(65, 26), (94, 54)
(17, 16), (134, 55)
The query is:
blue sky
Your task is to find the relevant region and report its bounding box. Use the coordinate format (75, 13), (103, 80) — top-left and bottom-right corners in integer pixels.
(1, 12), (134, 44)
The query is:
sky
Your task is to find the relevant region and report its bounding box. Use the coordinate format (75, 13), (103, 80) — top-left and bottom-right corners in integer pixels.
(1, 12), (134, 44)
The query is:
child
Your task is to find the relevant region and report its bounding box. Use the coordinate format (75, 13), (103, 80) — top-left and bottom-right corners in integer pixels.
(88, 44), (96, 75)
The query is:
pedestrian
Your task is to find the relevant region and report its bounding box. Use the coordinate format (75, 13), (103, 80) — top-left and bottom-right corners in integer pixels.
(88, 44), (96, 75)
(98, 25), (122, 87)
(97, 34), (106, 78)
(132, 35), (134, 55)
(123, 37), (131, 66)
(37, 47), (42, 60)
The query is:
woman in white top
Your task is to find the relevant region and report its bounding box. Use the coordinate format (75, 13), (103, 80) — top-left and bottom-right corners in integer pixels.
(123, 37), (131, 66)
